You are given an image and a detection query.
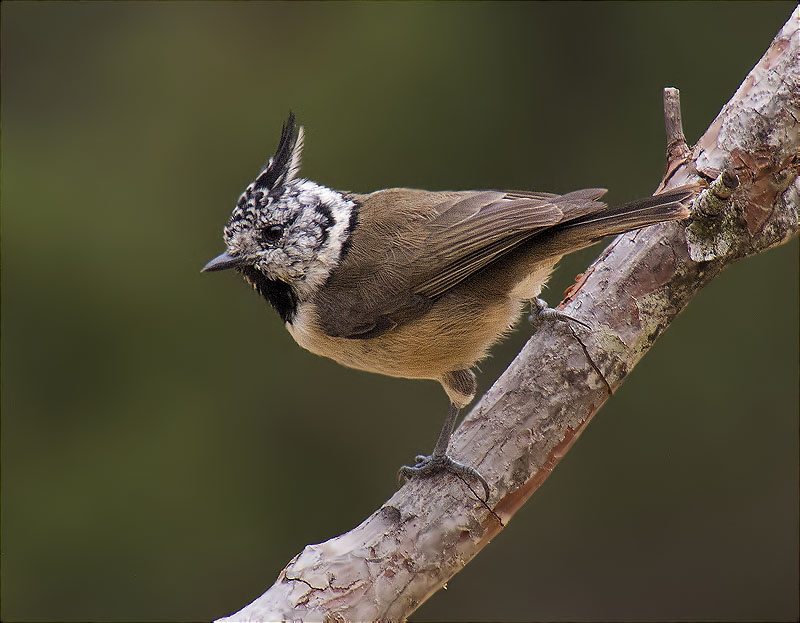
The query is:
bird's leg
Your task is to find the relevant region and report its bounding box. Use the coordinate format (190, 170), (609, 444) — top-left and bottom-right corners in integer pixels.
(398, 403), (490, 502)
(528, 297), (590, 330)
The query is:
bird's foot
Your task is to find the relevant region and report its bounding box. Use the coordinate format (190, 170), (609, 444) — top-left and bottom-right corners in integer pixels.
(528, 297), (590, 330)
(398, 453), (490, 502)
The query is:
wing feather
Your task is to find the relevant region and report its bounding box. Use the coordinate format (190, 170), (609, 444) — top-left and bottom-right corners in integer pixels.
(314, 187), (608, 339)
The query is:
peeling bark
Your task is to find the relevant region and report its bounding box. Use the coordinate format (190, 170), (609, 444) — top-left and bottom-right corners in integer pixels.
(219, 8), (799, 622)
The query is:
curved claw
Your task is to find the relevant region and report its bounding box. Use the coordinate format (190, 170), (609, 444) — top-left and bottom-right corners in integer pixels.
(529, 297), (591, 331)
(398, 454), (490, 503)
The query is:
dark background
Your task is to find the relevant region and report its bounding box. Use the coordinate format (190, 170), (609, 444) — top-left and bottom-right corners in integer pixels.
(2, 2), (797, 621)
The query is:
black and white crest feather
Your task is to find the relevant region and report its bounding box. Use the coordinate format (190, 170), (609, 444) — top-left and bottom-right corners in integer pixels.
(253, 112), (305, 194)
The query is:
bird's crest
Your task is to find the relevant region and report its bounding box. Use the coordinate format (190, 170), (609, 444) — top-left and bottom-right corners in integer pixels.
(253, 112), (304, 194)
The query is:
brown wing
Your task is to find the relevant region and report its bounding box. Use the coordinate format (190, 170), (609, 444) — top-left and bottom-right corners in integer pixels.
(313, 187), (607, 339)
(414, 192), (565, 298)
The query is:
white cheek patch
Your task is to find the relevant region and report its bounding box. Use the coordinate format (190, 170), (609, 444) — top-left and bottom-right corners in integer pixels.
(223, 179), (355, 299)
(290, 181), (355, 298)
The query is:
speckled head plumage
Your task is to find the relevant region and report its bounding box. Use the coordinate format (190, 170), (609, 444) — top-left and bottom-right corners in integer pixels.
(203, 113), (357, 318)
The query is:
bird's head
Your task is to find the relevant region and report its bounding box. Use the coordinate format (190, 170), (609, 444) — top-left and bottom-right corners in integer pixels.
(203, 113), (357, 316)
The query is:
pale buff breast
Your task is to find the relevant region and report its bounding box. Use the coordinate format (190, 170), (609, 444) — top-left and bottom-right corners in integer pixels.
(286, 294), (526, 382)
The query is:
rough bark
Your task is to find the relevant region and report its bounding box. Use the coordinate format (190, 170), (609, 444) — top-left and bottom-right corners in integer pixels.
(219, 9), (799, 622)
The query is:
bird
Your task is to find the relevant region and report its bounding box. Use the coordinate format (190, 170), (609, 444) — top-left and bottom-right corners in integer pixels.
(203, 112), (694, 501)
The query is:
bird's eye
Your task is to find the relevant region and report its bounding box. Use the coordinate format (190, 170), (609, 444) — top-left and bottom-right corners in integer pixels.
(261, 224), (284, 244)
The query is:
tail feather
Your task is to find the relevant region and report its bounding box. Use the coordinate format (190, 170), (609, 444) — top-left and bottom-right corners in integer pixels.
(524, 185), (697, 260)
(560, 185), (694, 239)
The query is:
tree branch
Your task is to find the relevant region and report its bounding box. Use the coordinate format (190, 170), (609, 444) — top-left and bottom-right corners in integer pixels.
(219, 8), (799, 622)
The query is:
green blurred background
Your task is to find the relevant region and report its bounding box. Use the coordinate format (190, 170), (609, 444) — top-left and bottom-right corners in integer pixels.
(2, 2), (797, 621)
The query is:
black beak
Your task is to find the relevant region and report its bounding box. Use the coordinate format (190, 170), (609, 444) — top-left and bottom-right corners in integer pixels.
(202, 251), (242, 272)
